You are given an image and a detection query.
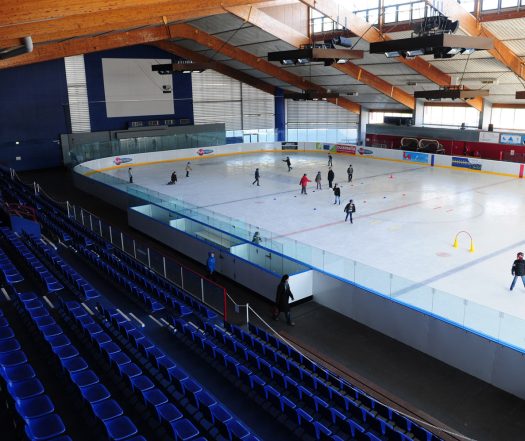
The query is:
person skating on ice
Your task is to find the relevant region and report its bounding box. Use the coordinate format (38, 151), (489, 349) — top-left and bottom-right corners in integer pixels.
(252, 168), (260, 186)
(167, 170), (177, 185)
(299, 174), (311, 195)
(327, 167), (335, 188)
(347, 164), (353, 182)
(344, 199), (355, 223)
(315, 171), (322, 190)
(328, 153), (333, 167)
(283, 156), (292, 172)
(510, 252), (525, 291)
(333, 183), (341, 205)
(185, 162), (192, 177)
(128, 167), (133, 184)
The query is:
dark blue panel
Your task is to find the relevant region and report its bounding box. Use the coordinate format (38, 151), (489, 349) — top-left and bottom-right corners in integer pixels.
(84, 45), (194, 132)
(0, 59), (68, 170)
(274, 88), (285, 142)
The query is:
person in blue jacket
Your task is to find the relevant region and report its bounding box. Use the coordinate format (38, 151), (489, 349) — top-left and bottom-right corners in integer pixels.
(207, 252), (216, 278)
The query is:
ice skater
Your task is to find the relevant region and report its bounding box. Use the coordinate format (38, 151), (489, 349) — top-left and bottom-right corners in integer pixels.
(299, 174), (311, 195)
(333, 183), (341, 205)
(328, 153), (333, 167)
(344, 199), (355, 223)
(283, 156), (292, 172)
(327, 167), (335, 188)
(315, 171), (322, 190)
(185, 162), (192, 177)
(252, 168), (260, 186)
(128, 167), (133, 184)
(167, 171), (177, 185)
(510, 252), (525, 291)
(347, 164), (353, 182)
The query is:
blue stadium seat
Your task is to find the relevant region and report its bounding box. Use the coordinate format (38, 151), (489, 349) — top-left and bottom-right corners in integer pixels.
(104, 415), (139, 441)
(2, 363), (36, 383)
(8, 377), (45, 400)
(91, 399), (124, 421)
(24, 413), (66, 441)
(170, 418), (200, 441)
(156, 402), (183, 425)
(16, 394), (55, 419)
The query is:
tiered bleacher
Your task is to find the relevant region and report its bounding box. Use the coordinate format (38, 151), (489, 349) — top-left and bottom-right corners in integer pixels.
(0, 168), (444, 441)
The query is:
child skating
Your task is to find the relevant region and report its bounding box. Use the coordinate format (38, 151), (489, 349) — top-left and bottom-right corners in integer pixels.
(315, 172), (322, 190)
(300, 174), (311, 195)
(283, 156), (292, 172)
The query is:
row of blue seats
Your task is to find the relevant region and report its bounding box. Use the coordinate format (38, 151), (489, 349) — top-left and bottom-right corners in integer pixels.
(0, 305), (68, 441)
(78, 245), (164, 313)
(0, 244), (24, 285)
(173, 315), (347, 441)
(13, 290), (143, 441)
(24, 234), (100, 300)
(244, 324), (439, 441)
(96, 302), (261, 441)
(94, 246), (217, 321)
(61, 299), (212, 441)
(0, 228), (63, 293)
(176, 315), (431, 441)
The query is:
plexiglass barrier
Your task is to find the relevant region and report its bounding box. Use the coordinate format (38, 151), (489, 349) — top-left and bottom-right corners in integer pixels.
(72, 158), (525, 353)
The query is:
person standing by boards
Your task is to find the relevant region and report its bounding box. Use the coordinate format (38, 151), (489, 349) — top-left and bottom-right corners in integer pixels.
(128, 168), (133, 184)
(272, 274), (295, 326)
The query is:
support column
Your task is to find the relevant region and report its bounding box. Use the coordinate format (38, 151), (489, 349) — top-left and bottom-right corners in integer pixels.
(274, 87), (285, 142)
(414, 98), (424, 126)
(480, 100), (492, 131)
(358, 108), (369, 146)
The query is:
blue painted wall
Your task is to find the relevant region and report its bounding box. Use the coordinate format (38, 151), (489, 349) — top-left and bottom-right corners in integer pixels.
(274, 88), (285, 142)
(0, 59), (68, 170)
(84, 45), (194, 132)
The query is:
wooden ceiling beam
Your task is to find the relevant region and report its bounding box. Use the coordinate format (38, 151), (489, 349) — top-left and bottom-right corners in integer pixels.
(0, 0), (275, 47)
(0, 27), (168, 69)
(153, 40), (277, 95)
(0, 0), (277, 27)
(169, 23), (360, 113)
(225, 5), (310, 47)
(227, 5), (414, 109)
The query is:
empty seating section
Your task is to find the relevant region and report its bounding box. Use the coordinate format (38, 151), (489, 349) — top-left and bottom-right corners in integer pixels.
(0, 304), (68, 441)
(12, 290), (141, 440)
(0, 169), (443, 441)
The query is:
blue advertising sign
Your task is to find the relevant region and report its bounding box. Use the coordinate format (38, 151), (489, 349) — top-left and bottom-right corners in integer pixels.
(451, 157), (482, 170)
(500, 134), (522, 145)
(402, 151), (429, 163)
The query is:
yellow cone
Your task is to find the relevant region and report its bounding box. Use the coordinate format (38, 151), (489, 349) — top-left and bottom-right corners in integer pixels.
(453, 238), (458, 248)
(469, 241), (475, 253)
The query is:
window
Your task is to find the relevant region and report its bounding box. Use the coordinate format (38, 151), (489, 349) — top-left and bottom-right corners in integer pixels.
(398, 3), (411, 21)
(412, 2), (426, 19)
(459, 0), (476, 12)
(481, 0), (499, 10)
(423, 105), (479, 128)
(491, 108), (525, 131)
(384, 6), (397, 23)
(369, 112), (413, 124)
(501, 0), (519, 7)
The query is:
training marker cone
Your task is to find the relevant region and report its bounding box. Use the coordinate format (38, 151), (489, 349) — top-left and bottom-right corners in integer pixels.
(453, 238), (458, 248)
(469, 241), (475, 253)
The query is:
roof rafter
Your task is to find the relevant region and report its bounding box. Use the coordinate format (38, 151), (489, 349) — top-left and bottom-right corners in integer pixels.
(0, 0), (278, 48)
(168, 23), (361, 113)
(297, 0), (483, 111)
(227, 5), (415, 108)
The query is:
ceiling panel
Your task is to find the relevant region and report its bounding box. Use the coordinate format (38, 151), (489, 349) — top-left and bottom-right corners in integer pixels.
(429, 57), (509, 74)
(309, 75), (362, 86)
(187, 13), (246, 34)
(359, 63), (418, 76)
(280, 64), (342, 77)
(235, 40), (296, 57)
(483, 17), (525, 40)
(502, 39), (525, 56)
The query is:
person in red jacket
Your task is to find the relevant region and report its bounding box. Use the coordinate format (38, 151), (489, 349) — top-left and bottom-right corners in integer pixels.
(299, 174), (311, 195)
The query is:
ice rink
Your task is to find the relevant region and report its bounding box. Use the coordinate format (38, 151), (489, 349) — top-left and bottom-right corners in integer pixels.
(105, 151), (525, 328)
